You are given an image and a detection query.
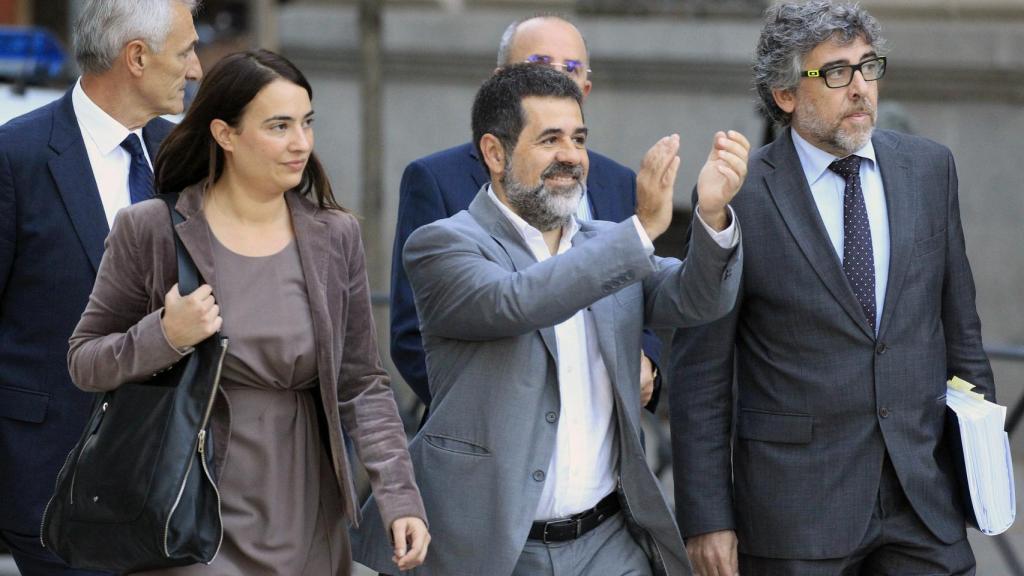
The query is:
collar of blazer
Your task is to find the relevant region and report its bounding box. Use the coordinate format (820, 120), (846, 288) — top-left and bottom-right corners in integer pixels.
(759, 128), (915, 341)
(168, 181), (332, 299)
(48, 88), (173, 272)
(463, 185), (625, 378)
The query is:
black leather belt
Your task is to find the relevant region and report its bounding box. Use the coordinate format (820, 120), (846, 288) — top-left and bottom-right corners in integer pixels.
(528, 492), (620, 543)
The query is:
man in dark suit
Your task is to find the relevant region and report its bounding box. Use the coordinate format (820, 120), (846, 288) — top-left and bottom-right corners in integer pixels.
(0, 1), (201, 573)
(671, 2), (994, 575)
(391, 16), (664, 415)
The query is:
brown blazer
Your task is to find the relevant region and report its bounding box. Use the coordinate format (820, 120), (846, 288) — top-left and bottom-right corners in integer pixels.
(68, 182), (425, 530)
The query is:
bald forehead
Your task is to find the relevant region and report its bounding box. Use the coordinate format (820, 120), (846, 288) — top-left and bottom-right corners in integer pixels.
(507, 17), (588, 65)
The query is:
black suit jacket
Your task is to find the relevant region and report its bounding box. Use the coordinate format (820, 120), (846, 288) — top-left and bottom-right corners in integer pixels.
(0, 89), (173, 534)
(670, 128), (994, 559)
(390, 141), (663, 408)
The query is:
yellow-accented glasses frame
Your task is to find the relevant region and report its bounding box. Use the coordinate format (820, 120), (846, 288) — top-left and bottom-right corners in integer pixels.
(524, 54), (591, 80)
(801, 56), (887, 88)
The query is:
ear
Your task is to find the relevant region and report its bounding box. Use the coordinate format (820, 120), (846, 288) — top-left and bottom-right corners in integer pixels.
(479, 133), (507, 179)
(580, 79), (592, 99)
(123, 40), (148, 78)
(772, 87), (796, 115)
(209, 119), (235, 153)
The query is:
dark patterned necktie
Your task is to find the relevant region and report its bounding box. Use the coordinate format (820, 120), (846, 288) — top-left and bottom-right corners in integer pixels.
(829, 155), (876, 332)
(120, 133), (154, 204)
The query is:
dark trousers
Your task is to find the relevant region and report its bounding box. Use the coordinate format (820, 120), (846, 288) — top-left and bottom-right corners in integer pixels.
(0, 530), (112, 576)
(740, 457), (975, 575)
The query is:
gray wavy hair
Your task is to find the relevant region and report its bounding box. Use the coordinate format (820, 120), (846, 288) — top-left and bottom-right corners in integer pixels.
(754, 1), (886, 126)
(73, 0), (199, 74)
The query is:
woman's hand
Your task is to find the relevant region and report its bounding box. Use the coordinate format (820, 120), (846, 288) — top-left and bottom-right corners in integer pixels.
(391, 516), (430, 571)
(161, 283), (222, 350)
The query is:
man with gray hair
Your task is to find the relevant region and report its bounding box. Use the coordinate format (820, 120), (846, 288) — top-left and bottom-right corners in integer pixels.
(390, 16), (666, 425)
(0, 1), (201, 573)
(671, 1), (993, 574)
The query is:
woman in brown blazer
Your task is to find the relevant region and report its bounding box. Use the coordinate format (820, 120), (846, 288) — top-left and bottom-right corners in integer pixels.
(68, 50), (429, 575)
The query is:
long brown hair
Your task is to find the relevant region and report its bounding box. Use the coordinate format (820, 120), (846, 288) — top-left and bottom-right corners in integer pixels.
(154, 49), (345, 211)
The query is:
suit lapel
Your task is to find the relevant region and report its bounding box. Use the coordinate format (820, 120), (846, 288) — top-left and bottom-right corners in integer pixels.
(763, 130), (875, 339)
(467, 189), (559, 363)
(48, 90), (107, 272)
(172, 185), (218, 291)
(573, 227), (619, 381)
(874, 132), (915, 340)
(286, 192), (335, 387)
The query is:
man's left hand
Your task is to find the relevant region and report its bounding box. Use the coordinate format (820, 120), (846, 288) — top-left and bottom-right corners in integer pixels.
(640, 353), (655, 407)
(696, 130), (750, 231)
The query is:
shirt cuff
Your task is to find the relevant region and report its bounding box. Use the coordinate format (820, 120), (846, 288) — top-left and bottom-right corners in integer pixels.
(630, 215), (655, 254)
(695, 205), (739, 249)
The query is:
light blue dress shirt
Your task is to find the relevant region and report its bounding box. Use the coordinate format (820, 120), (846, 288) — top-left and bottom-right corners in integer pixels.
(791, 128), (890, 333)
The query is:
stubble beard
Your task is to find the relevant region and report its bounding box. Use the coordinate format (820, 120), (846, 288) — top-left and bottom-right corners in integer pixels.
(795, 95), (877, 156)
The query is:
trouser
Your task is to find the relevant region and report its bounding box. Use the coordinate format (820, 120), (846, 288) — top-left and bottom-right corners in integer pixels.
(511, 512), (653, 576)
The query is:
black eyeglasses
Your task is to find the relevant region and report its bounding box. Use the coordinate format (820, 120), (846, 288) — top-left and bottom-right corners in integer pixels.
(801, 56), (887, 88)
(524, 54), (591, 79)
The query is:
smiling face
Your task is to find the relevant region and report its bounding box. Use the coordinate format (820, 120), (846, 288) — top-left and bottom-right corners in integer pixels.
(493, 95), (588, 231)
(217, 79), (315, 194)
(774, 35), (879, 156)
(137, 1), (201, 116)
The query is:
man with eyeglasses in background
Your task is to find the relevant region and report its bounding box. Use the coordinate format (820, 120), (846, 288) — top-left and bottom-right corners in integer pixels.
(389, 15), (665, 425)
(671, 2), (994, 575)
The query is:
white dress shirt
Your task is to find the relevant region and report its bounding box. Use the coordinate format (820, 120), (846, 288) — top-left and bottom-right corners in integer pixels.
(486, 186), (736, 520)
(791, 129), (890, 332)
(71, 78), (153, 229)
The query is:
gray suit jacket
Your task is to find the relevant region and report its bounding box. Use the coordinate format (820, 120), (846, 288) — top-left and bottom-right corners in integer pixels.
(352, 188), (741, 576)
(671, 128), (995, 559)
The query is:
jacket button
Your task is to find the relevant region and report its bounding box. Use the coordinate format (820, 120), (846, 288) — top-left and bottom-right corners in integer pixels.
(879, 407), (890, 418)
(545, 412), (557, 423)
(876, 343), (887, 355)
(532, 470), (546, 482)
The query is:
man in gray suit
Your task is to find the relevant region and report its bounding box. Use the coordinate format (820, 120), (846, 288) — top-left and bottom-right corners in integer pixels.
(352, 64), (748, 575)
(671, 2), (995, 575)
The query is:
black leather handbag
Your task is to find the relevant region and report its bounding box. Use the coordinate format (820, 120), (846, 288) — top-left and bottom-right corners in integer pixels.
(41, 193), (229, 572)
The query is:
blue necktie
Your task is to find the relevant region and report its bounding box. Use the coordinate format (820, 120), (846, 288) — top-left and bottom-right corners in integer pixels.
(120, 133), (154, 204)
(829, 155), (876, 332)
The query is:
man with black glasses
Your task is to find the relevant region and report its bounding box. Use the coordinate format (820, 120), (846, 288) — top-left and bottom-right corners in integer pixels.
(671, 2), (994, 575)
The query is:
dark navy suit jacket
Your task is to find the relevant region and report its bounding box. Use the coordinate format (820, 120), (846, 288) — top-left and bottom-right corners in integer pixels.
(390, 141), (663, 410)
(0, 89), (173, 534)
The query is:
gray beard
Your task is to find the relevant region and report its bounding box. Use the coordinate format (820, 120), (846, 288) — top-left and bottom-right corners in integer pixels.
(501, 160), (584, 232)
(795, 96), (876, 156)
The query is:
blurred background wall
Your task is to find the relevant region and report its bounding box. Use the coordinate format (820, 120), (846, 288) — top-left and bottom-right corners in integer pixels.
(2, 0), (1022, 571)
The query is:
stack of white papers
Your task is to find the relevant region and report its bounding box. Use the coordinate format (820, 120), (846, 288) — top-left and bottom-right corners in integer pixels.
(945, 376), (1016, 535)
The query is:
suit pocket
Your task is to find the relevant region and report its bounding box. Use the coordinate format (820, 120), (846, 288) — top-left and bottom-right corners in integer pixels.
(424, 433), (491, 457)
(737, 408), (812, 444)
(0, 384), (49, 423)
(913, 229), (946, 257)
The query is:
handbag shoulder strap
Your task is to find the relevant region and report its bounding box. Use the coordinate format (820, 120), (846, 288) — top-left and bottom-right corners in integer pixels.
(158, 193), (203, 296)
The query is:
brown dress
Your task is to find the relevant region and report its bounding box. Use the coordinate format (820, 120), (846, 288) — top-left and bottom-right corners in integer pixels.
(138, 231), (349, 575)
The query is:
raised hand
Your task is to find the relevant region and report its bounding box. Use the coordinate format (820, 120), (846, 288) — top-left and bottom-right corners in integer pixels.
(696, 130), (750, 231)
(635, 134), (682, 242)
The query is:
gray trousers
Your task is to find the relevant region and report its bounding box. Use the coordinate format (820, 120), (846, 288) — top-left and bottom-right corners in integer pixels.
(512, 512), (653, 576)
(740, 457), (975, 576)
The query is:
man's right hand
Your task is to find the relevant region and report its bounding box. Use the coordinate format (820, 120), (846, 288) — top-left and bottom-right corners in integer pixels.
(635, 134), (681, 241)
(161, 283), (222, 350)
(686, 529), (739, 576)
